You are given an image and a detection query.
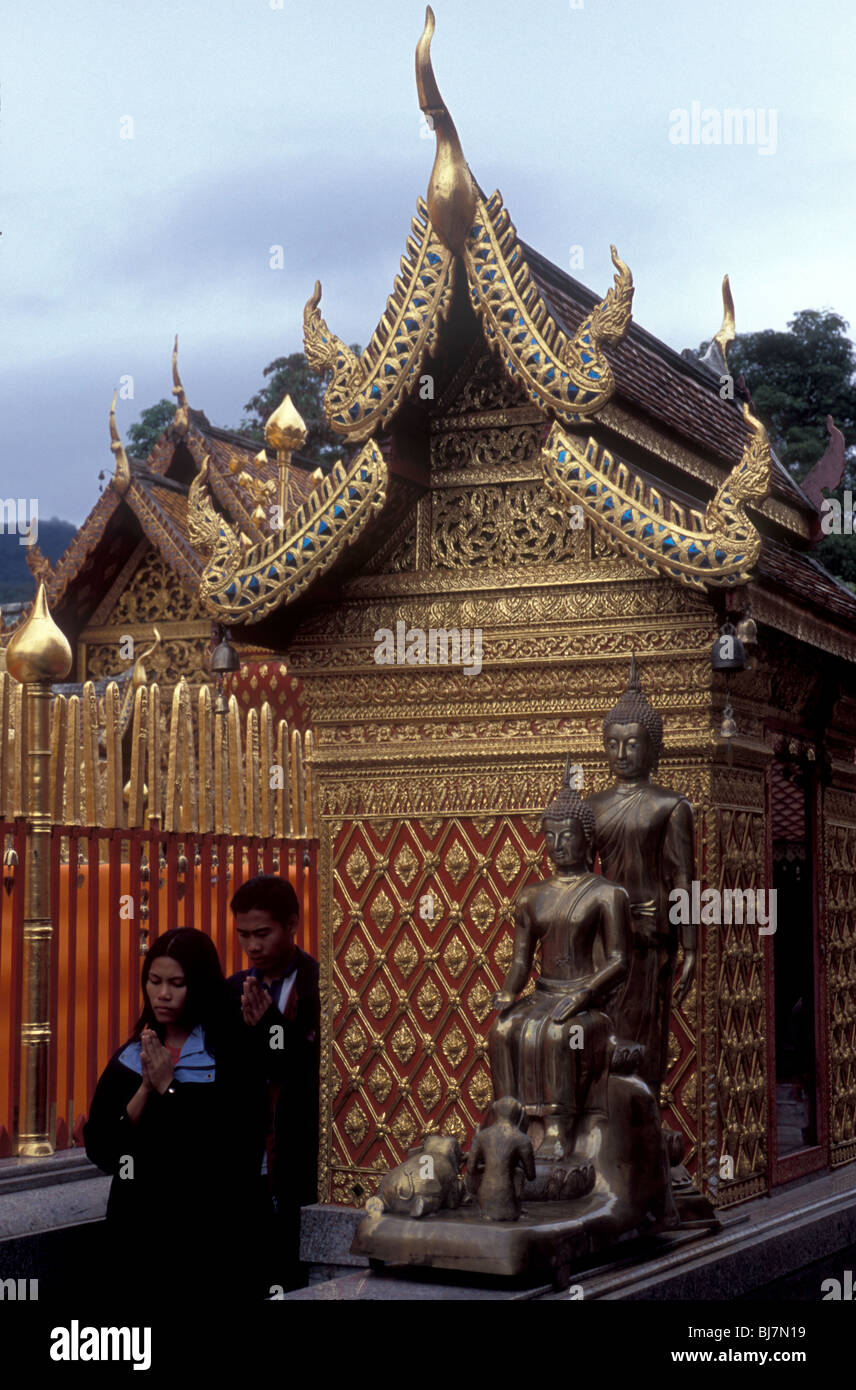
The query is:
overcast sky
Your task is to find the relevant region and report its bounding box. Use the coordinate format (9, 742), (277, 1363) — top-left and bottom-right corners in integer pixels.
(3, 0), (855, 524)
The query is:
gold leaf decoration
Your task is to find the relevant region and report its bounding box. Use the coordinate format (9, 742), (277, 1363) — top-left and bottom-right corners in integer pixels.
(442, 1025), (468, 1068)
(682, 1071), (698, 1113)
(417, 977), (443, 1021)
(346, 845), (370, 890)
(342, 1021), (367, 1062)
(496, 841), (521, 884)
(367, 979), (392, 1019)
(331, 900), (344, 932)
(391, 1022), (417, 1063)
(421, 817), (444, 837)
(468, 979), (493, 1024)
(495, 933), (514, 974)
(368, 1063), (393, 1103)
(444, 839), (470, 885)
(468, 1069), (492, 1111)
(344, 1103), (369, 1145)
(393, 935), (419, 978)
(344, 936), (370, 979)
(469, 887), (494, 934)
(443, 935), (468, 978)
(330, 984), (342, 1017)
(442, 1110), (467, 1143)
(394, 842), (419, 887)
(391, 1109), (418, 1149)
(417, 1068), (443, 1112)
(370, 889), (395, 933)
(668, 1030), (681, 1071)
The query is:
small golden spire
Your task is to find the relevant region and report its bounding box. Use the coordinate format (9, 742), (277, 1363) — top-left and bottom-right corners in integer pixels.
(5, 582), (72, 683)
(172, 334), (190, 436)
(416, 6), (477, 253)
(713, 275), (736, 371)
(265, 395), (307, 517)
(109, 390), (132, 495)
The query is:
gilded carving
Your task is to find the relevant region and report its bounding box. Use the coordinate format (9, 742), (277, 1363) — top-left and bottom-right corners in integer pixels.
(393, 936), (419, 978)
(442, 1025), (468, 1068)
(344, 937), (370, 979)
(443, 936), (468, 978)
(431, 481), (587, 570)
(303, 199), (455, 442)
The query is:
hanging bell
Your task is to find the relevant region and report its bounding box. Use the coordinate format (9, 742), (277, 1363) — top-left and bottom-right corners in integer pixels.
(735, 615), (757, 646)
(2, 846), (17, 898)
(711, 621), (746, 671)
(721, 701), (738, 738)
(210, 631), (240, 677)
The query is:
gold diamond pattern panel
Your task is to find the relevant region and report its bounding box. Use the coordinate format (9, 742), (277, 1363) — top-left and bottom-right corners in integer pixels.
(325, 806), (700, 1205)
(716, 805), (768, 1187)
(825, 813), (856, 1160)
(328, 813), (546, 1205)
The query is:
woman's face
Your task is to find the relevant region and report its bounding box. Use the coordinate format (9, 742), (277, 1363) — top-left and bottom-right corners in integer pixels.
(145, 959), (188, 1026)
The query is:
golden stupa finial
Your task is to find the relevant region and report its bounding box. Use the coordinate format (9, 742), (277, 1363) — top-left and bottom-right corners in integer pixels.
(266, 395), (307, 517)
(172, 334), (190, 436)
(131, 628), (161, 688)
(109, 390), (132, 495)
(5, 582), (72, 684)
(416, 6), (477, 253)
(713, 275), (736, 371)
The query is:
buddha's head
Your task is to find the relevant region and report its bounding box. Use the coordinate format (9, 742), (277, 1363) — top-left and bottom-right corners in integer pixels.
(602, 656), (662, 781)
(542, 772), (596, 873)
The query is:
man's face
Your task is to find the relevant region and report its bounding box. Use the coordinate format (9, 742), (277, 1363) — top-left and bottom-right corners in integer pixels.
(236, 909), (297, 977)
(604, 722), (651, 780)
(543, 817), (587, 871)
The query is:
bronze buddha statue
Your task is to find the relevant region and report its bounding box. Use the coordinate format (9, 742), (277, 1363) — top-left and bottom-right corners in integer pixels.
(489, 768), (631, 1163)
(586, 657), (696, 1099)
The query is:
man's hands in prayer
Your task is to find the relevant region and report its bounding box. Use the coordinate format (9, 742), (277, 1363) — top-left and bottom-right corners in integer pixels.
(241, 975), (274, 1027)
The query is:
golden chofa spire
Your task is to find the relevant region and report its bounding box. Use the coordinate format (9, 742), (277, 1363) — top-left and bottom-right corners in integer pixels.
(713, 274), (736, 371)
(6, 582), (72, 683)
(109, 390), (132, 496)
(172, 334), (190, 436)
(416, 6), (477, 253)
(266, 395), (308, 518)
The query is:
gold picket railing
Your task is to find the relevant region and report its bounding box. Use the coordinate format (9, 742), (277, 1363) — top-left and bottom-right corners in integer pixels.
(0, 671), (316, 838)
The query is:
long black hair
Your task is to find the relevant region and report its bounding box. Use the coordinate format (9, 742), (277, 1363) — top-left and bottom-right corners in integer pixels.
(130, 928), (230, 1054)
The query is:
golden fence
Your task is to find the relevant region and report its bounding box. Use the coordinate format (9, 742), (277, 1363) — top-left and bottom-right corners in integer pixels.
(0, 671), (316, 837)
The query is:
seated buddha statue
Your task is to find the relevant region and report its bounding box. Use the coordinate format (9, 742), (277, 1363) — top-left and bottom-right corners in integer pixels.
(489, 765), (632, 1163)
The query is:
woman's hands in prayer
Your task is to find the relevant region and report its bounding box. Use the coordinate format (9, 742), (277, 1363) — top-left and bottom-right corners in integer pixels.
(140, 1026), (175, 1095)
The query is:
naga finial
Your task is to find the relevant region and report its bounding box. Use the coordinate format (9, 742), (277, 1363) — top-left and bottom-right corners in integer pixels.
(172, 334), (190, 436)
(415, 5), (477, 253)
(132, 628), (161, 688)
(713, 275), (736, 371)
(587, 246), (634, 351)
(109, 390), (132, 495)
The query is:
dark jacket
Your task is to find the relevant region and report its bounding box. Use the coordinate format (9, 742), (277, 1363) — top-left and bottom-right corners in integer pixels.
(227, 947), (320, 1209)
(84, 1021), (269, 1290)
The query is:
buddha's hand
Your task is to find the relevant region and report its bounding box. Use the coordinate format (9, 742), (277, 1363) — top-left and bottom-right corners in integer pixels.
(673, 949), (696, 1005)
(552, 988), (592, 1023)
(493, 989), (516, 1016)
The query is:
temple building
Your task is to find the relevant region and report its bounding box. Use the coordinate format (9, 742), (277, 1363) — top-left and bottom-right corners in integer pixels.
(8, 11), (855, 1224)
(181, 11), (856, 1213)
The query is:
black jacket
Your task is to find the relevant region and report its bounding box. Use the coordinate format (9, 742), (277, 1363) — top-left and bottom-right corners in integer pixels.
(227, 947), (320, 1209)
(84, 1023), (269, 1286)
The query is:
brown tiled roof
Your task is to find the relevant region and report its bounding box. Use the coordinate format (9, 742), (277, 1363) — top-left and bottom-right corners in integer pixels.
(756, 536), (856, 626)
(522, 242), (816, 520)
(130, 480), (201, 589)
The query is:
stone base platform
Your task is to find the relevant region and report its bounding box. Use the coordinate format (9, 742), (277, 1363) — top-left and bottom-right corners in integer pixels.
(351, 1192), (620, 1291)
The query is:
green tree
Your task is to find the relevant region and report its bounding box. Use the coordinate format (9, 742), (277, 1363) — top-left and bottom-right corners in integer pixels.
(240, 350), (362, 468)
(126, 399), (175, 461)
(698, 309), (856, 587)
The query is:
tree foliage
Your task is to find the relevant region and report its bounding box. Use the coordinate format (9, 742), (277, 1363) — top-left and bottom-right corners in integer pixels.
(126, 399), (175, 461)
(699, 309), (856, 586)
(240, 350), (362, 468)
